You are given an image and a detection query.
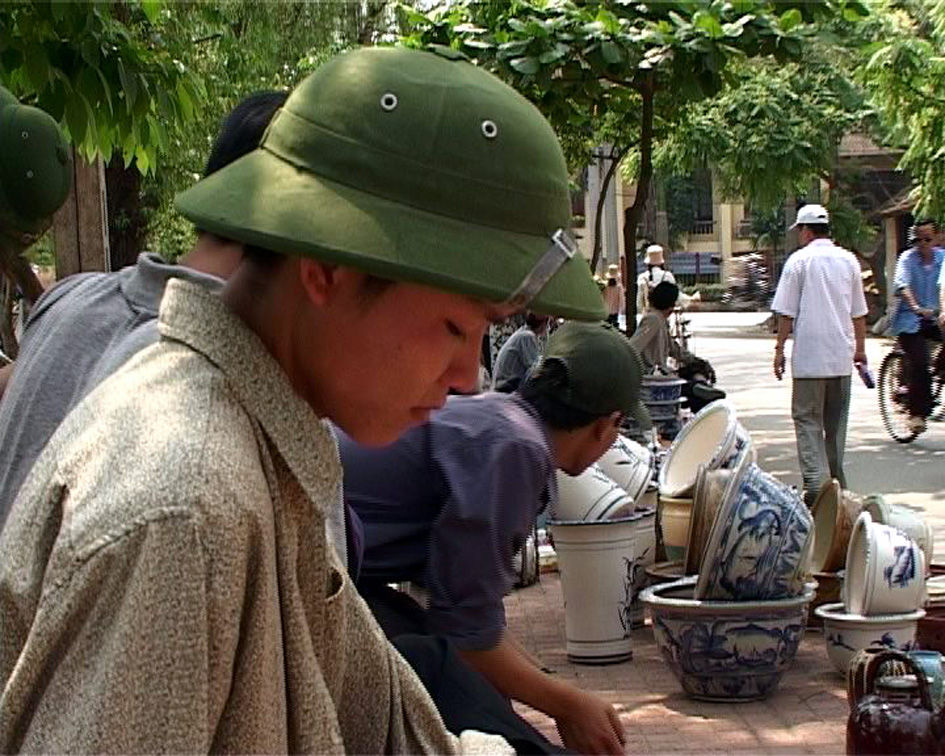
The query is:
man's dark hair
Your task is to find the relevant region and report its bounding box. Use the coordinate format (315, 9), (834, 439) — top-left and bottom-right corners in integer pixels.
(525, 312), (549, 330)
(650, 281), (679, 312)
(198, 90), (289, 267)
(914, 218), (938, 232)
(518, 359), (608, 431)
(203, 91), (287, 177)
(800, 223), (830, 238)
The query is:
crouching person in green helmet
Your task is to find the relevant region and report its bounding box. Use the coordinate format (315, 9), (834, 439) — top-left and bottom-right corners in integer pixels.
(0, 47), (608, 753)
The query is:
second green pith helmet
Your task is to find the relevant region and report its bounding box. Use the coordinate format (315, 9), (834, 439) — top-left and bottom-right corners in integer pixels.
(175, 45), (605, 320)
(0, 85), (72, 240)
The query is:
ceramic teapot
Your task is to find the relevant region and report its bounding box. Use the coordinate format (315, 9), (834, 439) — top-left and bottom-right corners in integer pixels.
(846, 648), (945, 754)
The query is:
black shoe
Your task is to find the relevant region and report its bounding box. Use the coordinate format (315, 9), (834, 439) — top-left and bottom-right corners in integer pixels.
(692, 383), (726, 404)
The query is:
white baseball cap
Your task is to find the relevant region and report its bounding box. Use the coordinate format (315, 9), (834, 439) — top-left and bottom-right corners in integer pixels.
(791, 204), (829, 229)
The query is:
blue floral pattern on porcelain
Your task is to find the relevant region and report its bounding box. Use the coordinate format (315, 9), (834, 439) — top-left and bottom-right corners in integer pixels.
(698, 465), (812, 601)
(652, 610), (807, 701)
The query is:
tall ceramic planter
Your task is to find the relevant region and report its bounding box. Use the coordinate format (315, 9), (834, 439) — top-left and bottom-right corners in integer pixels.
(549, 517), (637, 664)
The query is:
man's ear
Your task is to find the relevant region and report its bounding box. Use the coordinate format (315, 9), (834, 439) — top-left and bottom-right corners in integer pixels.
(592, 412), (621, 441)
(297, 257), (340, 307)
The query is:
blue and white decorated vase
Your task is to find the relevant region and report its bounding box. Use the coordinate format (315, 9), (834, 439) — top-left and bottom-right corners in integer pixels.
(695, 463), (813, 601)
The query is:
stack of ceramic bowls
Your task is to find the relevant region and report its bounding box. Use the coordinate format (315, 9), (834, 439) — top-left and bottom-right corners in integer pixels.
(596, 435), (654, 511)
(815, 510), (927, 674)
(808, 480), (863, 621)
(643, 456), (816, 701)
(656, 401), (754, 564)
(554, 464), (634, 522)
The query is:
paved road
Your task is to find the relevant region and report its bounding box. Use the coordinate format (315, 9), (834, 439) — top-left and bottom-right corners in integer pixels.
(681, 311), (944, 564)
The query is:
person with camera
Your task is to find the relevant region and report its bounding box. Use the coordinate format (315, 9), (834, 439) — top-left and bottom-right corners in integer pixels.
(893, 219), (945, 434)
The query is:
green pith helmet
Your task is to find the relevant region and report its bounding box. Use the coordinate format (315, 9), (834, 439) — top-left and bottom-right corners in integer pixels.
(0, 85), (73, 240)
(175, 45), (605, 320)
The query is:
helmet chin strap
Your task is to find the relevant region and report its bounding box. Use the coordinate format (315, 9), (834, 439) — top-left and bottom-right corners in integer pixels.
(504, 229), (577, 310)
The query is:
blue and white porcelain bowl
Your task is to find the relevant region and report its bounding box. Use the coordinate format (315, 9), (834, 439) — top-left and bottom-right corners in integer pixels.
(695, 463), (813, 601)
(844, 511), (926, 616)
(814, 602), (925, 675)
(641, 374), (688, 403)
(642, 576), (814, 701)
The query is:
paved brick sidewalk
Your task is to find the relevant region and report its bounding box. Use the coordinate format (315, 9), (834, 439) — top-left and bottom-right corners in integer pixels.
(505, 574), (849, 754)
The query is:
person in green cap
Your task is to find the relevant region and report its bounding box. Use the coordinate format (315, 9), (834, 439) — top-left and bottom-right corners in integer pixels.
(340, 321), (647, 756)
(0, 46), (606, 753)
(0, 84), (72, 380)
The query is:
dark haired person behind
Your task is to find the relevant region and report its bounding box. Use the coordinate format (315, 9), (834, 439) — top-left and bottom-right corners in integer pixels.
(491, 311), (551, 391)
(338, 322), (650, 756)
(0, 90), (287, 527)
(629, 280), (725, 412)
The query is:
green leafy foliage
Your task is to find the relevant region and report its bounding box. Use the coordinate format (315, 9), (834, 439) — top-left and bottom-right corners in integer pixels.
(861, 0), (945, 217)
(0, 1), (203, 174)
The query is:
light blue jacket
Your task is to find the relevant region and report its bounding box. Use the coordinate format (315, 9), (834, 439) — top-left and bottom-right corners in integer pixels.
(891, 247), (945, 335)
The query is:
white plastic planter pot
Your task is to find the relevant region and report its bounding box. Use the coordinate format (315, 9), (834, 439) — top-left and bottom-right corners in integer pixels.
(549, 517), (638, 664)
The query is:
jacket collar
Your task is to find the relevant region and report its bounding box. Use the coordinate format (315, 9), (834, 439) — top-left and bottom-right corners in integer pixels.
(157, 279), (339, 510)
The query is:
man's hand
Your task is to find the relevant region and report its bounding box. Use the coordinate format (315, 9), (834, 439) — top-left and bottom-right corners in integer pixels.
(939, 311), (945, 330)
(916, 306), (935, 320)
(773, 347), (785, 381)
(853, 349), (868, 367)
(553, 688), (625, 756)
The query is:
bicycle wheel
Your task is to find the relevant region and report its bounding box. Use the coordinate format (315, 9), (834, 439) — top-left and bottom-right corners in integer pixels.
(929, 343), (945, 422)
(878, 351), (919, 443)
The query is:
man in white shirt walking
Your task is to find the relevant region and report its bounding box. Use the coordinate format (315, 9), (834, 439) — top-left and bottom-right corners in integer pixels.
(771, 204), (868, 506)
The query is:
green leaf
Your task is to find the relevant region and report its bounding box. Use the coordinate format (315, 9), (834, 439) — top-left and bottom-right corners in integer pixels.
(24, 43), (50, 90)
(176, 79), (193, 121)
(117, 58), (137, 111)
(779, 9), (802, 32)
(140, 0), (162, 25)
(509, 56), (540, 75)
(601, 40), (623, 64)
(693, 11), (724, 39)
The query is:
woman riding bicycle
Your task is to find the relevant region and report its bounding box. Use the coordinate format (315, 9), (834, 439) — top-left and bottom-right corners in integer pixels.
(891, 219), (945, 434)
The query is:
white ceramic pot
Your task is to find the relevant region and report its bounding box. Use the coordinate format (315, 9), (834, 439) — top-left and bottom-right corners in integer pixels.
(549, 517), (638, 663)
(554, 465), (633, 522)
(696, 463), (813, 601)
(627, 508), (657, 627)
(597, 435), (653, 506)
(658, 400), (746, 498)
(814, 602), (925, 675)
(845, 511), (926, 616)
(863, 495), (935, 569)
(658, 494), (693, 563)
(811, 480), (864, 574)
(642, 576), (815, 701)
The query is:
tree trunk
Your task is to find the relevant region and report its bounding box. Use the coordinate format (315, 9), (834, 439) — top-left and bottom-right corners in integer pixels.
(105, 157), (148, 270)
(590, 144), (626, 274)
(623, 72), (655, 337)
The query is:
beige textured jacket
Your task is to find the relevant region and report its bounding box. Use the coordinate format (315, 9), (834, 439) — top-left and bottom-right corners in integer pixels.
(0, 280), (508, 754)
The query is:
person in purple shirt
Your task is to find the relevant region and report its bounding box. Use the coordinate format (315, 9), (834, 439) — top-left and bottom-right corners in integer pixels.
(340, 321), (650, 756)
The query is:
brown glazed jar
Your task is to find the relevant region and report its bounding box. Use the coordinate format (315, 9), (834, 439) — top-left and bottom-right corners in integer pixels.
(846, 649), (944, 755)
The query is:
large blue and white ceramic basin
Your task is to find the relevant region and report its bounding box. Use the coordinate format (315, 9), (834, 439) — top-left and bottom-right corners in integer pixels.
(696, 463), (813, 601)
(642, 576), (815, 701)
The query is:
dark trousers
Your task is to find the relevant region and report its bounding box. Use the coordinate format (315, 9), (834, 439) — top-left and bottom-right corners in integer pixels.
(359, 582), (569, 755)
(898, 322), (944, 418)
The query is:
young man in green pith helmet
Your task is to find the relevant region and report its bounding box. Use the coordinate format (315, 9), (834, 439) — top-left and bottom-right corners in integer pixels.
(0, 46), (605, 754)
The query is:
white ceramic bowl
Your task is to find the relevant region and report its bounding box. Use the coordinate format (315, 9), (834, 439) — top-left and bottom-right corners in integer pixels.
(696, 463), (813, 601)
(844, 511), (926, 616)
(658, 400), (745, 498)
(863, 495), (935, 568)
(597, 435), (653, 506)
(642, 576), (814, 701)
(814, 602), (924, 675)
(554, 465), (633, 522)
